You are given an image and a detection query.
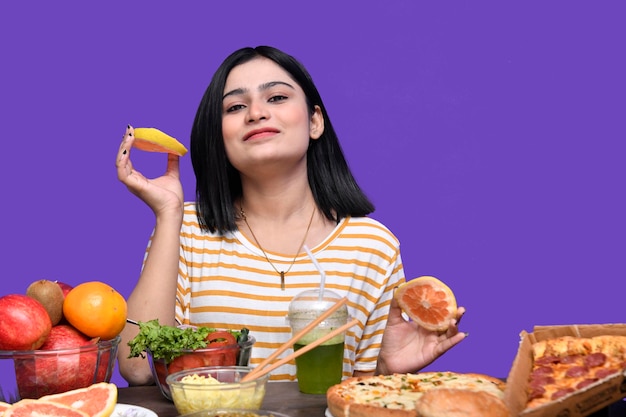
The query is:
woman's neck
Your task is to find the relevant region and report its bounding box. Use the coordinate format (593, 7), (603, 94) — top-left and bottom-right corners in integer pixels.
(239, 194), (314, 224)
(239, 171), (314, 223)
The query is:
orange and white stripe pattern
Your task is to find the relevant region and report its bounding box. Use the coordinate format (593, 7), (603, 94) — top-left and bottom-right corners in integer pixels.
(148, 203), (405, 380)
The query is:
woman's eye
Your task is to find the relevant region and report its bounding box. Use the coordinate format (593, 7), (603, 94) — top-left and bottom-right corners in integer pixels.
(268, 95), (287, 103)
(225, 104), (245, 113)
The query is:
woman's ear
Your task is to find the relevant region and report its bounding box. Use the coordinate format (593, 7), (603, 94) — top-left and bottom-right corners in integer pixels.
(310, 105), (325, 140)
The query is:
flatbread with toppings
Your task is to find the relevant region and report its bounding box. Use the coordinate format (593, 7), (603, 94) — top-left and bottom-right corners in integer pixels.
(326, 371), (509, 417)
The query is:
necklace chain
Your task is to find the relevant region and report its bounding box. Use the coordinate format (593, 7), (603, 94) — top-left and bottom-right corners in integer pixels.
(240, 205), (316, 290)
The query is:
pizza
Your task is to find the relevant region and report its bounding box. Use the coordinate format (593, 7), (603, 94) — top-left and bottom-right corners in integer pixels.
(527, 335), (626, 408)
(326, 371), (509, 417)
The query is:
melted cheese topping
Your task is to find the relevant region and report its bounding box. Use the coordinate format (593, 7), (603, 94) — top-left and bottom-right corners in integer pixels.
(337, 372), (505, 410)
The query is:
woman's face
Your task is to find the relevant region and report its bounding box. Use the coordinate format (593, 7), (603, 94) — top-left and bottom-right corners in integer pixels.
(221, 57), (323, 175)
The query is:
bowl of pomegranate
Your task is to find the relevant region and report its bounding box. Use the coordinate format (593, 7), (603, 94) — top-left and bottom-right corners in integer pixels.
(0, 324), (120, 402)
(127, 320), (256, 400)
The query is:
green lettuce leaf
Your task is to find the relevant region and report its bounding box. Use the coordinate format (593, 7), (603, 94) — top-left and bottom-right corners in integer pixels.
(127, 319), (242, 362)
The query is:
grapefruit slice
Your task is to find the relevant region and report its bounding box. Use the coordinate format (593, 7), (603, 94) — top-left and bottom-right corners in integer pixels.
(3, 400), (90, 417)
(0, 401), (10, 413)
(133, 127), (188, 156)
(395, 276), (458, 331)
(39, 382), (117, 417)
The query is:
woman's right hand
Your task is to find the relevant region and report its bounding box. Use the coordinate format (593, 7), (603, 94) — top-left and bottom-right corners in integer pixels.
(116, 125), (184, 217)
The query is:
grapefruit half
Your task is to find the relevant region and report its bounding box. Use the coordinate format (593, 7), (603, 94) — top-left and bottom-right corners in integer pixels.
(395, 276), (458, 331)
(3, 400), (90, 417)
(39, 382), (117, 417)
(133, 127), (188, 156)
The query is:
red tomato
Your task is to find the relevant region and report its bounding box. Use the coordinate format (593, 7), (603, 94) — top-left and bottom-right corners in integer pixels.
(154, 362), (168, 387)
(168, 353), (205, 375)
(202, 351), (227, 366)
(198, 331), (239, 366)
(206, 330), (237, 347)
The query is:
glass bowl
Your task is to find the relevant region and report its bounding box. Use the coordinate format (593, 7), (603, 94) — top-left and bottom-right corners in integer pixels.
(148, 336), (256, 400)
(180, 409), (293, 417)
(166, 366), (269, 415)
(0, 335), (120, 402)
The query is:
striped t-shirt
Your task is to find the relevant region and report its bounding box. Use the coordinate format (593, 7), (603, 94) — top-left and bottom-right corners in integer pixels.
(168, 202), (405, 380)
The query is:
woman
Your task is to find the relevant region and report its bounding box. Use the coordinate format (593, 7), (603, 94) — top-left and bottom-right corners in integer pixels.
(116, 46), (466, 386)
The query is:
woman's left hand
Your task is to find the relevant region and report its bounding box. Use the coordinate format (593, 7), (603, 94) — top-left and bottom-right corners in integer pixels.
(375, 296), (467, 375)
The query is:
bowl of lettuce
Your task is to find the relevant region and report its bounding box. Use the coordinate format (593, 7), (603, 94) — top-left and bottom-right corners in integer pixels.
(128, 320), (255, 400)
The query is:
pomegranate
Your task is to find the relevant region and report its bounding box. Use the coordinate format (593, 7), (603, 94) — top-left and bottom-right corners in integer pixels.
(39, 324), (95, 350)
(0, 294), (52, 351)
(15, 324), (103, 398)
(54, 281), (74, 325)
(55, 281), (73, 298)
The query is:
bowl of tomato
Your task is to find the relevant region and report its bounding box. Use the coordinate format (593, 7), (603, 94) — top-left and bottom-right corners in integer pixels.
(127, 320), (255, 401)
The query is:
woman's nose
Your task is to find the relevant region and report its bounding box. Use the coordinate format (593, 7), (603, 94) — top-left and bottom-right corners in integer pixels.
(247, 100), (269, 123)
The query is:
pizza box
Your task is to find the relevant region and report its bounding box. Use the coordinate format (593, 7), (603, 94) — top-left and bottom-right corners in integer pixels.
(504, 323), (626, 417)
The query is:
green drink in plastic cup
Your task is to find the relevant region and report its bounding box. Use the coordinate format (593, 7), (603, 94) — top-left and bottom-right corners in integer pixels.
(288, 289), (348, 394)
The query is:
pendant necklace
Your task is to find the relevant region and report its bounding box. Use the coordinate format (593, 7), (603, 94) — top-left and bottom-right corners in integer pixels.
(240, 205), (316, 290)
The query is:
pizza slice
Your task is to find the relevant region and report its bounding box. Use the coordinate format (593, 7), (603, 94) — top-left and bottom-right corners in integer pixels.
(327, 371), (508, 417)
(527, 335), (626, 409)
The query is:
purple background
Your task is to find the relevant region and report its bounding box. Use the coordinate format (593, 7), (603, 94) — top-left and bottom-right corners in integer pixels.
(1, 2), (624, 388)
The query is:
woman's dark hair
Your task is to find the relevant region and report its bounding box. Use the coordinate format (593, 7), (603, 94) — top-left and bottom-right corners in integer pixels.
(191, 45), (374, 233)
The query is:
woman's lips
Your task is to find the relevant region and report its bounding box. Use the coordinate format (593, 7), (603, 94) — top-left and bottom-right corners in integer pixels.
(244, 128), (280, 141)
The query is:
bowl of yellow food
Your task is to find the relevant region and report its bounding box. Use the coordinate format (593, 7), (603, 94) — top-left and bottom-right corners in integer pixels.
(166, 366), (269, 415)
(179, 410), (293, 417)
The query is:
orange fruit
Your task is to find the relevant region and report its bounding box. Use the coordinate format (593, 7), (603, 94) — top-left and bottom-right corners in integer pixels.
(3, 399), (89, 417)
(395, 276), (458, 332)
(133, 127), (188, 156)
(63, 281), (127, 340)
(40, 382), (117, 417)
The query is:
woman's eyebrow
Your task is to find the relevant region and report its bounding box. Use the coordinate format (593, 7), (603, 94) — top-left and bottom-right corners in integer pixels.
(223, 80), (295, 100)
(260, 80), (295, 91)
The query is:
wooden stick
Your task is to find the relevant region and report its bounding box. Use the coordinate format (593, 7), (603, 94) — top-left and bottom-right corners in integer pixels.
(242, 317), (360, 382)
(243, 297), (348, 380)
